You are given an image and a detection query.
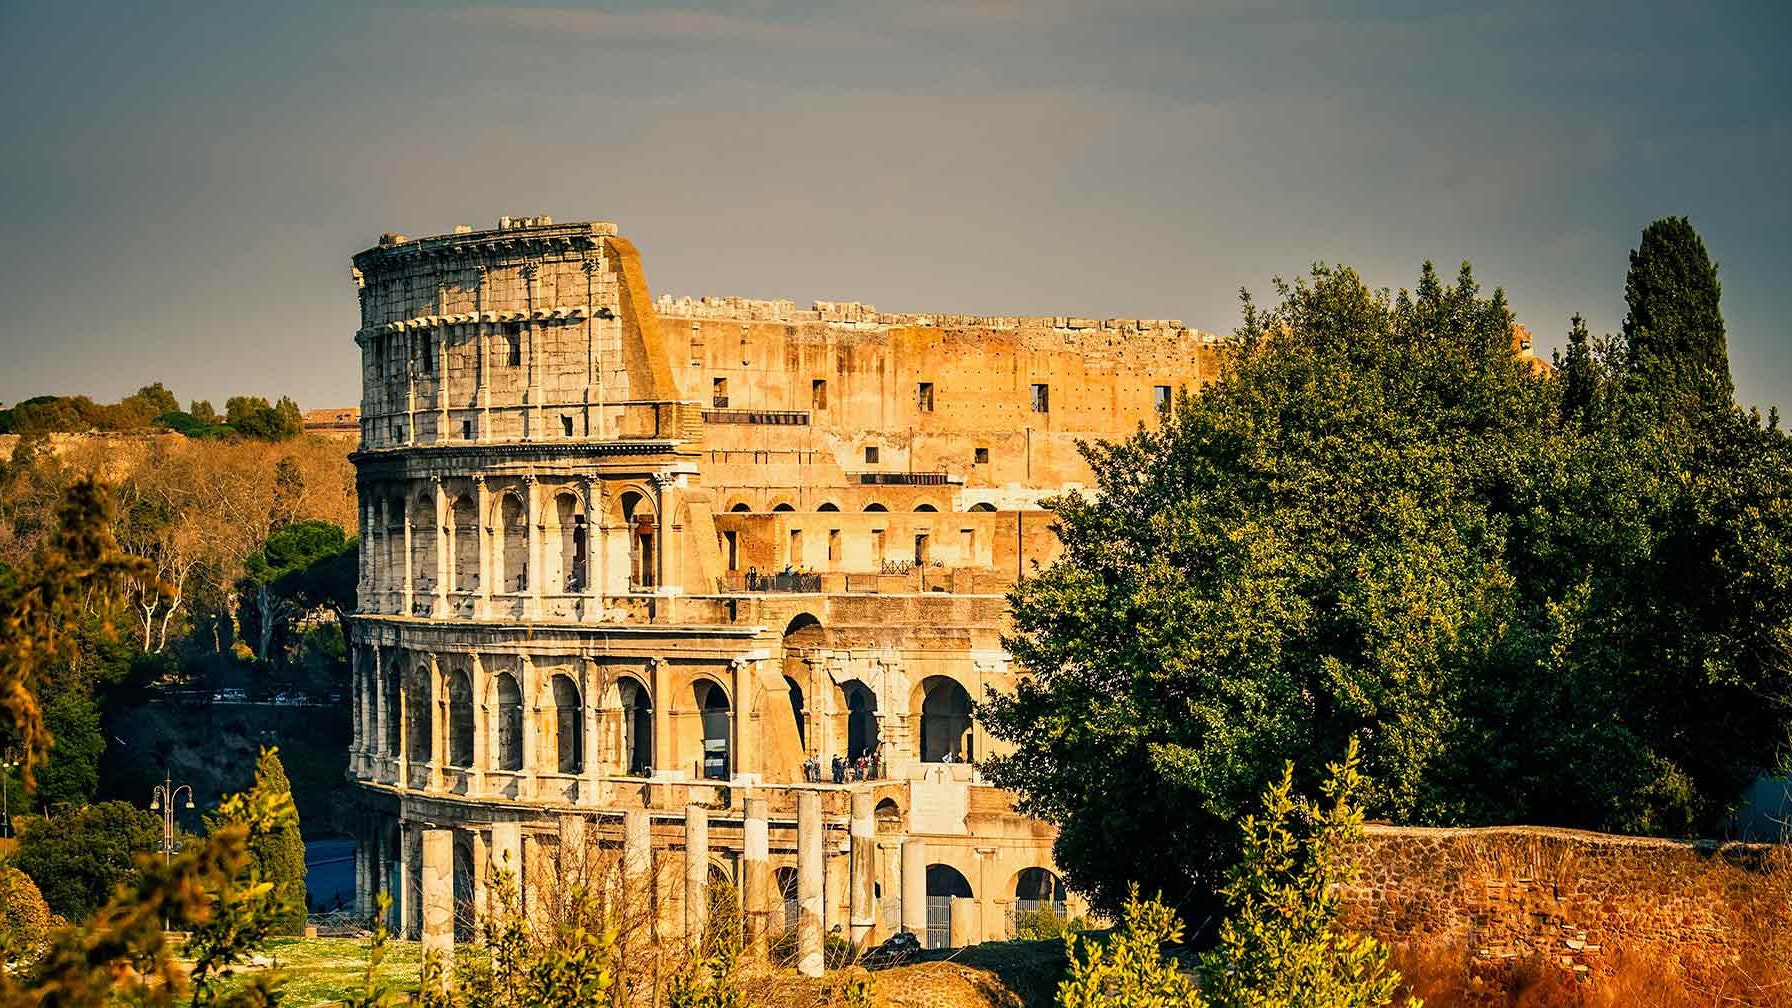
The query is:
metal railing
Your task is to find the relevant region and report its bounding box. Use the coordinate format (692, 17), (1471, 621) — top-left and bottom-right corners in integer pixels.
(717, 571), (822, 593)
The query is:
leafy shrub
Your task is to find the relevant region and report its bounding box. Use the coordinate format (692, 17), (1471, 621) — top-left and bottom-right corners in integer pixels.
(0, 865), (57, 961)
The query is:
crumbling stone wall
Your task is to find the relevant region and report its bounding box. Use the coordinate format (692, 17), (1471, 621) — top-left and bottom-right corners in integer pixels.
(1346, 824), (1791, 982)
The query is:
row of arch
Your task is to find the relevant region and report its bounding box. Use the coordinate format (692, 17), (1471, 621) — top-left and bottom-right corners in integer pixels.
(726, 502), (998, 514)
(369, 480), (660, 598)
(374, 661), (979, 779)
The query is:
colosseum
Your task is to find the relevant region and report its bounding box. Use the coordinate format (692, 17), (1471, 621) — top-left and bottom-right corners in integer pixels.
(343, 215), (1221, 968)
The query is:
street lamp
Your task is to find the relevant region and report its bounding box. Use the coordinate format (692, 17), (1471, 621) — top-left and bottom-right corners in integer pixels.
(1, 750), (17, 840)
(148, 772), (196, 865)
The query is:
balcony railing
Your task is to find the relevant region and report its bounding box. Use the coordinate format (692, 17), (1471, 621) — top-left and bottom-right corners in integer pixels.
(717, 571), (823, 593)
(702, 409), (810, 426)
(849, 471), (958, 486)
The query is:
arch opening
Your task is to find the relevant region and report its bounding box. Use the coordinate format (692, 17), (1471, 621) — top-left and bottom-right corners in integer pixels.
(919, 676), (974, 763)
(616, 675), (653, 777)
(410, 496), (439, 597)
(406, 664), (433, 765)
(694, 678), (731, 780)
(498, 493), (527, 593)
(925, 864), (973, 949)
(495, 671), (523, 772)
(842, 680), (879, 762)
(446, 668), (474, 768)
(621, 491), (656, 590)
(451, 495), (478, 594)
(969, 502), (997, 512)
(550, 673), (583, 773)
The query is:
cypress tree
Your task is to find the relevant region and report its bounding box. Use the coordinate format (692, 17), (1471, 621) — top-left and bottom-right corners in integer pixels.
(1559, 314), (1596, 427)
(247, 747), (309, 934)
(1622, 216), (1733, 413)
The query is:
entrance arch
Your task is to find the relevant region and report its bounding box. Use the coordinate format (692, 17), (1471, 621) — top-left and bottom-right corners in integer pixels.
(1013, 867), (1067, 923)
(693, 678), (731, 780)
(925, 864), (973, 949)
(919, 676), (973, 763)
(446, 669), (474, 768)
(842, 680), (879, 761)
(550, 674), (583, 773)
(615, 675), (653, 776)
(494, 671), (523, 772)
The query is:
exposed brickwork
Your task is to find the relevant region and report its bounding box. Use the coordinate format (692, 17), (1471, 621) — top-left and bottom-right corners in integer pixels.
(1347, 825), (1790, 986)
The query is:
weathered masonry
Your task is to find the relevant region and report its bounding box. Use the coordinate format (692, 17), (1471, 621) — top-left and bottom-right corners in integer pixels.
(344, 216), (1220, 961)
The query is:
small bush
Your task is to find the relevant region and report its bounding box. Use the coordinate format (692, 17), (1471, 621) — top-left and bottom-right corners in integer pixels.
(0, 865), (57, 960)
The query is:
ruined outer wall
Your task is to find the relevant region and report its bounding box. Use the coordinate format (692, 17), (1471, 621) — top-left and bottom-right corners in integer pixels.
(1348, 825), (1791, 979)
(656, 296), (1223, 494)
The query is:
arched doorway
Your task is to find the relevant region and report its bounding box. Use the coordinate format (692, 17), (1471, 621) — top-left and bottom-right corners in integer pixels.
(842, 681), (879, 762)
(446, 669), (474, 768)
(451, 495), (478, 594)
(621, 491), (656, 590)
(550, 674), (582, 773)
(785, 677), (807, 752)
(919, 676), (973, 763)
(925, 864), (973, 949)
(694, 679), (731, 780)
(495, 672), (523, 772)
(498, 492), (527, 593)
(616, 676), (652, 776)
(1013, 867), (1067, 931)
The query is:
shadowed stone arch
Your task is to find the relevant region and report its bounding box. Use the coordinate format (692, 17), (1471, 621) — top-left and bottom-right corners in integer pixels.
(445, 667), (474, 767)
(494, 671), (523, 772)
(918, 675), (972, 763)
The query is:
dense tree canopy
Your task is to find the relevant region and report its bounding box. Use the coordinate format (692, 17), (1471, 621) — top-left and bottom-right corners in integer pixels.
(14, 800), (162, 921)
(984, 219), (1792, 916)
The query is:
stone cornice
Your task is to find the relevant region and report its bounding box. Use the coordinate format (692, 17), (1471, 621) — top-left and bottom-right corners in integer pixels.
(352, 221), (618, 275)
(351, 439), (691, 473)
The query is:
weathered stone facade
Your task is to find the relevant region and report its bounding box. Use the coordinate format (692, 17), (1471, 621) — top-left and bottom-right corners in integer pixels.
(345, 216), (1215, 955)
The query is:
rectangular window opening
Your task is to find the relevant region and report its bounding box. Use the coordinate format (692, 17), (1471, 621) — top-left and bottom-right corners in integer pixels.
(812, 379), (828, 410)
(1154, 385), (1173, 411)
(827, 528), (841, 563)
(864, 445), (879, 464)
(712, 377), (729, 409)
(917, 382), (934, 412)
(724, 530), (739, 571)
(506, 326), (522, 367)
(1030, 383), (1050, 413)
(461, 419), (474, 440)
(914, 533), (930, 566)
(974, 447), (990, 465)
(789, 528), (803, 567)
(561, 414), (574, 437)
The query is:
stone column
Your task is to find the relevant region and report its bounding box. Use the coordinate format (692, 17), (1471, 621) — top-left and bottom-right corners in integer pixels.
(519, 655), (538, 799)
(796, 790), (824, 977)
(623, 809), (653, 936)
(402, 492), (415, 615)
(584, 478), (603, 621)
(900, 837), (926, 938)
(649, 658), (672, 775)
(849, 792), (875, 947)
(395, 666), (410, 790)
(348, 647), (364, 771)
(433, 476), (450, 616)
(977, 848), (1003, 943)
(475, 265), (491, 437)
(469, 653), (488, 796)
(426, 654), (445, 793)
(581, 659), (603, 803)
(393, 822), (412, 939)
(729, 657), (755, 780)
(354, 837), (372, 918)
(523, 475), (541, 620)
(948, 896), (977, 949)
(475, 477), (492, 619)
(559, 813), (588, 886)
(684, 804), (709, 944)
(469, 829), (489, 933)
(421, 828), (455, 971)
(520, 262), (541, 439)
(489, 820), (523, 915)
(742, 797), (770, 955)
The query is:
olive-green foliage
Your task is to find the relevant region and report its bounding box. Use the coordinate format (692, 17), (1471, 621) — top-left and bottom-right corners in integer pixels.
(1056, 887), (1201, 1008)
(1199, 740), (1413, 1008)
(0, 865), (58, 961)
(984, 220), (1792, 917)
(419, 869), (616, 1008)
(1, 751), (296, 1008)
(14, 800), (162, 921)
(34, 696), (103, 809)
(210, 748), (307, 934)
(1013, 907), (1088, 942)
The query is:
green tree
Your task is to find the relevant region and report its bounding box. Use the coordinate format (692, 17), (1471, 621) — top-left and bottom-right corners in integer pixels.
(243, 519), (353, 663)
(1623, 216), (1732, 414)
(210, 747), (307, 934)
(984, 249), (1792, 916)
(13, 800), (162, 921)
(0, 865), (58, 962)
(225, 395), (302, 441)
(34, 695), (104, 808)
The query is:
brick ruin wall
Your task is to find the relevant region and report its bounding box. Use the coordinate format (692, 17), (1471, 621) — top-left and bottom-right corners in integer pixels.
(1348, 825), (1791, 982)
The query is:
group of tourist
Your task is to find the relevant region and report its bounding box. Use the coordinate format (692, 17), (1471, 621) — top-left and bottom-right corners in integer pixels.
(801, 751), (884, 784)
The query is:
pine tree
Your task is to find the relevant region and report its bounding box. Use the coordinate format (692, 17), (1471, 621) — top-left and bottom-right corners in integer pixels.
(1558, 314), (1596, 427)
(1622, 216), (1732, 413)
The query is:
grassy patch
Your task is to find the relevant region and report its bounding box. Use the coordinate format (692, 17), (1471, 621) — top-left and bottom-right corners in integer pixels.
(218, 935), (421, 1006)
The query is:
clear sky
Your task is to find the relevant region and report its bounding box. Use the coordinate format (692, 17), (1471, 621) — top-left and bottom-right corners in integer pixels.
(2, 2), (1787, 411)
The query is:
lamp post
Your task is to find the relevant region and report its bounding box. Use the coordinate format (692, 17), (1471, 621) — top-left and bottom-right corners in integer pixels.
(1, 749), (17, 840)
(149, 773), (195, 865)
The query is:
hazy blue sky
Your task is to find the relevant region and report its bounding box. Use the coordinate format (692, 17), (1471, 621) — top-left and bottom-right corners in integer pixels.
(2, 2), (1787, 411)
